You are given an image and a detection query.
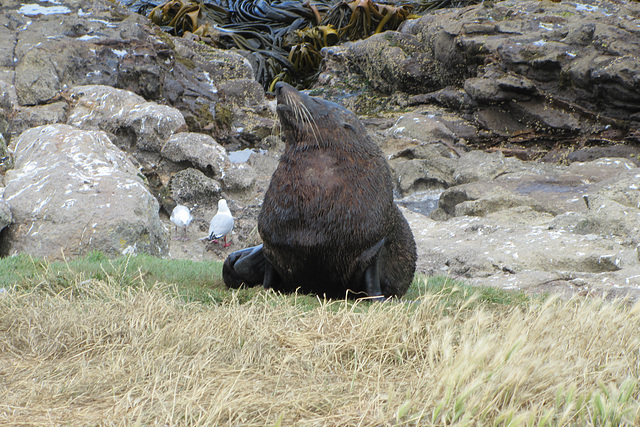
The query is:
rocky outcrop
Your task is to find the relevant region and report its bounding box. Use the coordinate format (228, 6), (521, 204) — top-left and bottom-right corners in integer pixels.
(393, 146), (640, 299)
(0, 124), (168, 259)
(321, 0), (640, 139)
(1, 0), (264, 140)
(68, 85), (187, 153)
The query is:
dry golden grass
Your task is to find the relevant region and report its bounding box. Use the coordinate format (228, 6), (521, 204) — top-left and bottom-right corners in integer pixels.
(1, 273), (639, 426)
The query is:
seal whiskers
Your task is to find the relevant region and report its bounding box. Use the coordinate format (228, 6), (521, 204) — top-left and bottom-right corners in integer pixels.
(284, 89), (321, 146)
(298, 102), (321, 145)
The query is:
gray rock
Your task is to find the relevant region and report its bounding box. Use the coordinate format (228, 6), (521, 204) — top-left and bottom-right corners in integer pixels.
(0, 96), (9, 143)
(473, 106), (531, 137)
(420, 108), (479, 144)
(591, 55), (640, 110)
(228, 108), (277, 148)
(3, 0), (264, 135)
(161, 132), (230, 179)
(562, 23), (595, 46)
(169, 168), (222, 207)
(68, 85), (186, 152)
(340, 30), (466, 95)
(0, 77), (14, 111)
(1, 124), (168, 258)
(11, 7), (154, 105)
(391, 144), (457, 195)
(550, 178), (640, 240)
(223, 164), (257, 193)
(568, 145), (640, 166)
(394, 159), (451, 195)
(455, 155), (636, 217)
(403, 152), (640, 298)
(453, 151), (527, 184)
(390, 139), (460, 161)
(126, 102), (187, 152)
(11, 102), (68, 138)
(463, 71), (537, 104)
(218, 79), (266, 107)
(172, 37), (253, 82)
(0, 197), (12, 231)
(438, 182), (543, 217)
(386, 112), (457, 144)
(247, 149), (280, 179)
(326, 0), (640, 135)
(409, 87), (473, 111)
(404, 206), (640, 297)
(454, 190), (543, 218)
(597, 168), (640, 208)
(67, 85), (146, 142)
(0, 133), (10, 175)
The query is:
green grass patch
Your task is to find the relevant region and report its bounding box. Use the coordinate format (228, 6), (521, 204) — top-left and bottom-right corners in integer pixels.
(0, 251), (534, 313)
(0, 250), (223, 293)
(406, 274), (532, 307)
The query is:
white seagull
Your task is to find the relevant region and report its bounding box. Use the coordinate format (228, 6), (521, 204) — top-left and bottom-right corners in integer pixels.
(170, 204), (193, 241)
(207, 199), (234, 247)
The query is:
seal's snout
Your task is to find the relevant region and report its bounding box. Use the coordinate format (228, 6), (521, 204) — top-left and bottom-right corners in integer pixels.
(274, 82), (298, 104)
(274, 81), (293, 99)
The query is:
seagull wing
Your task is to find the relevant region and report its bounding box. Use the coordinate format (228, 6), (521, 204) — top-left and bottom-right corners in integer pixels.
(209, 214), (234, 239)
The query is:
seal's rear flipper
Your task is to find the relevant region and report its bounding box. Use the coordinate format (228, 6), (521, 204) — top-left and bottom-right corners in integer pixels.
(361, 238), (386, 297)
(223, 244), (265, 288)
(262, 259), (281, 291)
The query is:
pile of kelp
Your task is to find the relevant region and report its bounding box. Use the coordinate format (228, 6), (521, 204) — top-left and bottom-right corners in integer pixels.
(120, 0), (478, 90)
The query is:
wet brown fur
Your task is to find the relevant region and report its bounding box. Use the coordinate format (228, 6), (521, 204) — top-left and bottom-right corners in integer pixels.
(258, 83), (416, 298)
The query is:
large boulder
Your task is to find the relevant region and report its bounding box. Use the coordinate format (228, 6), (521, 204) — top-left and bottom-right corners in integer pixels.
(68, 85), (186, 153)
(339, 28), (470, 95)
(169, 168), (222, 207)
(161, 132), (230, 179)
(0, 124), (168, 259)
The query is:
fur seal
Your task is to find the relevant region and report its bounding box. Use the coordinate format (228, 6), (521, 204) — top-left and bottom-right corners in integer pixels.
(223, 82), (416, 298)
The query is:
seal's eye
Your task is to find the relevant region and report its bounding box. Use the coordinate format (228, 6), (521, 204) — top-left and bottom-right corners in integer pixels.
(343, 123), (355, 131)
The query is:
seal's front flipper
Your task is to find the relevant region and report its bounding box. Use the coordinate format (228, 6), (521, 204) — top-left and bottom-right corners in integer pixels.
(361, 238), (386, 298)
(223, 244), (265, 288)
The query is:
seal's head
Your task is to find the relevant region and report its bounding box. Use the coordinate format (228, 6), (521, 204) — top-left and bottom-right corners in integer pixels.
(274, 82), (365, 149)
